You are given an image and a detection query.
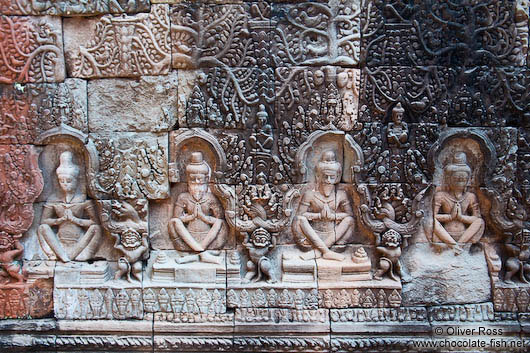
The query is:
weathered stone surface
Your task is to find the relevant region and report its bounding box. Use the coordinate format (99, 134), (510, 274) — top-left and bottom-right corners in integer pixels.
(362, 0), (525, 67)
(0, 0), (150, 16)
(0, 16), (64, 83)
(89, 132), (169, 200)
(401, 243), (491, 306)
(64, 5), (171, 78)
(88, 72), (178, 132)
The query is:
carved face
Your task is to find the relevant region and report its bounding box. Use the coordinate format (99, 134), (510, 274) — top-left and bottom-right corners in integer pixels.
(0, 233), (13, 252)
(449, 170), (470, 189)
(188, 173), (208, 201)
(320, 170), (340, 185)
(121, 229), (142, 249)
(382, 230), (401, 248)
(58, 174), (77, 193)
(392, 110), (403, 124)
(251, 228), (271, 248)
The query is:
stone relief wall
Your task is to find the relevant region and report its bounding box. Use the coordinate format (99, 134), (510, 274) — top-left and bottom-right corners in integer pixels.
(0, 0), (530, 352)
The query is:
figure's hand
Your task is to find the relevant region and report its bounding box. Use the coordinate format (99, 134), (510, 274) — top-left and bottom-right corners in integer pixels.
(64, 209), (74, 221)
(455, 203), (462, 221)
(450, 203), (458, 220)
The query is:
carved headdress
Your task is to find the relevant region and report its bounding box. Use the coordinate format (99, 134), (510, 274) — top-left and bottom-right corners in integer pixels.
(443, 151), (472, 188)
(185, 152), (211, 179)
(56, 151), (79, 178)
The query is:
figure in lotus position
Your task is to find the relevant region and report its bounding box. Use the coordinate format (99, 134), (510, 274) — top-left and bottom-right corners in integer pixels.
(433, 151), (485, 253)
(293, 150), (354, 261)
(168, 152), (227, 264)
(37, 151), (102, 262)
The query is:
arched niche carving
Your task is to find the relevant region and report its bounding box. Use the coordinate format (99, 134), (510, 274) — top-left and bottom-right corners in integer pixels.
(169, 129), (227, 184)
(294, 131), (363, 184)
(425, 129), (496, 246)
(427, 129), (497, 188)
(35, 126), (99, 201)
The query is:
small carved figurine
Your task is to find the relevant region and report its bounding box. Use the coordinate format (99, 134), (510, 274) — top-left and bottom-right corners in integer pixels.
(37, 151), (102, 262)
(504, 242), (530, 284)
(242, 227), (277, 283)
(386, 103), (409, 148)
(374, 229), (402, 281)
(112, 228), (149, 282)
(0, 232), (24, 284)
(433, 151), (485, 254)
(292, 150), (354, 261)
(168, 152), (227, 264)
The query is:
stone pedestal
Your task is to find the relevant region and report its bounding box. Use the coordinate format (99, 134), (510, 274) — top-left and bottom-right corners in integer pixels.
(401, 243), (491, 306)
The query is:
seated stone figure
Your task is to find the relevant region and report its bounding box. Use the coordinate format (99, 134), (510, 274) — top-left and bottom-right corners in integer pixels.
(433, 151), (485, 253)
(386, 102), (409, 148)
(292, 150), (354, 261)
(37, 151), (102, 262)
(168, 152), (227, 264)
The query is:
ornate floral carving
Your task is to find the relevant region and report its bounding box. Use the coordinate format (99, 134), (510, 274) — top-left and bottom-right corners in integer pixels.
(65, 5), (170, 78)
(92, 133), (169, 200)
(363, 0), (524, 67)
(273, 0), (361, 66)
(171, 3), (272, 69)
(0, 16), (64, 83)
(0, 144), (43, 235)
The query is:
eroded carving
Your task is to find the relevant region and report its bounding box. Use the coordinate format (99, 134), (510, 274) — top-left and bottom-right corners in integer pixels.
(0, 0), (150, 16)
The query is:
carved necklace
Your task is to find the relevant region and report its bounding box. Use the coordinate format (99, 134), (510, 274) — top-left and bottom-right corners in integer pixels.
(445, 192), (467, 205)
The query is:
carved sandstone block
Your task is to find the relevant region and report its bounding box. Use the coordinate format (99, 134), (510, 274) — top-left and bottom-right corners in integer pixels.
(401, 243), (491, 306)
(272, 0), (361, 67)
(88, 72), (178, 132)
(54, 262), (144, 320)
(177, 69), (274, 130)
(0, 0), (150, 16)
(64, 5), (171, 78)
(362, 0), (526, 67)
(171, 2), (271, 69)
(0, 80), (88, 144)
(90, 132), (169, 200)
(0, 16), (64, 83)
(330, 307), (429, 333)
(0, 145), (43, 237)
(234, 308), (329, 333)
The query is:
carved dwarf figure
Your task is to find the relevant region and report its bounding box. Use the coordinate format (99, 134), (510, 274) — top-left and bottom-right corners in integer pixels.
(0, 232), (24, 284)
(242, 227), (277, 283)
(101, 200), (149, 282)
(433, 151), (485, 253)
(504, 237), (530, 284)
(113, 228), (148, 282)
(168, 152), (227, 264)
(293, 150), (354, 261)
(386, 102), (409, 148)
(37, 151), (102, 262)
(374, 229), (402, 281)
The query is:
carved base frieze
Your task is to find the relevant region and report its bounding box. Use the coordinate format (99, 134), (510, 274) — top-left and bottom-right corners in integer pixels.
(330, 307), (429, 333)
(493, 281), (530, 313)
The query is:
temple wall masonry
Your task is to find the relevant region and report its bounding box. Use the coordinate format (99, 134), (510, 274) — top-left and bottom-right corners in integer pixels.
(0, 0), (530, 352)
